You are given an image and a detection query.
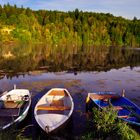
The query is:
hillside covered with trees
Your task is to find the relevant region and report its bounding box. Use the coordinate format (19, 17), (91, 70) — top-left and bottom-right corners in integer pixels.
(0, 3), (140, 47)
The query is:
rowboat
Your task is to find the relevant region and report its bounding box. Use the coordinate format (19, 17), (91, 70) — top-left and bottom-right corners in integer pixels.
(86, 91), (140, 126)
(0, 87), (31, 130)
(34, 88), (74, 133)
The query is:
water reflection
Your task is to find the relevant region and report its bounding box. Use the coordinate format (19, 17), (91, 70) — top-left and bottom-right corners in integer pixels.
(0, 44), (140, 78)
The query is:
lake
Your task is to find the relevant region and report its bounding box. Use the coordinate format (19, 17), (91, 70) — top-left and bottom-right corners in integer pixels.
(0, 45), (140, 138)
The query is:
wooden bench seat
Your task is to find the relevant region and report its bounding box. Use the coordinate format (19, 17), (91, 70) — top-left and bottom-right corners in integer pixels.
(103, 106), (123, 110)
(37, 105), (71, 111)
(3, 100), (24, 108)
(48, 90), (68, 96)
(118, 115), (129, 118)
(90, 94), (120, 100)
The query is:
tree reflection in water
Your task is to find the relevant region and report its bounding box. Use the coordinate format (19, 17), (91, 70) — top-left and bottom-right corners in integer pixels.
(0, 44), (140, 77)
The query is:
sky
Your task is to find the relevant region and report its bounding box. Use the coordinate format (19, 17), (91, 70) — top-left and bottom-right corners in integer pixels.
(0, 0), (140, 19)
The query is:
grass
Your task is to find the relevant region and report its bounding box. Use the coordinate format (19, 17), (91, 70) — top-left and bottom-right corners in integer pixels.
(82, 107), (140, 140)
(0, 125), (32, 140)
(0, 131), (31, 140)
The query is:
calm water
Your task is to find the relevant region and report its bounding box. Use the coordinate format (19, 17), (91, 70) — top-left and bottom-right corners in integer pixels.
(0, 46), (140, 138)
(0, 67), (140, 138)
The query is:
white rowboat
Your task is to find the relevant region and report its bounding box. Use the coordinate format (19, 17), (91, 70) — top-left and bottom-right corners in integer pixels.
(0, 88), (31, 130)
(34, 88), (74, 133)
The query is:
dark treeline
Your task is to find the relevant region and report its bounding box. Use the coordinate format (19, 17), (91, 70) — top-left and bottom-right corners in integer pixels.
(0, 4), (140, 47)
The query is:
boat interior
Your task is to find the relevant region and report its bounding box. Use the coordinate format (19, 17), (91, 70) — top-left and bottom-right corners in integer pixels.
(89, 93), (120, 100)
(0, 94), (28, 118)
(89, 94), (140, 123)
(36, 90), (72, 115)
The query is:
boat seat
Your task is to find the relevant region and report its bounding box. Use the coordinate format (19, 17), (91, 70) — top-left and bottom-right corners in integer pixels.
(103, 106), (123, 110)
(37, 105), (71, 111)
(118, 115), (137, 120)
(3, 100), (24, 109)
(90, 94), (120, 100)
(0, 108), (20, 117)
(48, 90), (68, 96)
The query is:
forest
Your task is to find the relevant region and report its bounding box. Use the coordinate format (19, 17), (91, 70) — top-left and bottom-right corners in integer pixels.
(0, 4), (140, 47)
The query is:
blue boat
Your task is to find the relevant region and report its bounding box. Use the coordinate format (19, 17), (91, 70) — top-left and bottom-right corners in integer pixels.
(86, 91), (140, 126)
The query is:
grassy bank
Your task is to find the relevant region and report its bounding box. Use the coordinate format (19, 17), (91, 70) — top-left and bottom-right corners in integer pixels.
(82, 107), (140, 140)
